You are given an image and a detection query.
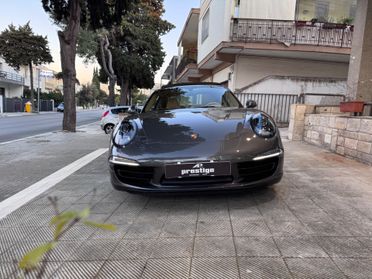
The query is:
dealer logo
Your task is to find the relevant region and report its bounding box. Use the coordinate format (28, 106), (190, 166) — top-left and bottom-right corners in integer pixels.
(181, 163), (214, 176)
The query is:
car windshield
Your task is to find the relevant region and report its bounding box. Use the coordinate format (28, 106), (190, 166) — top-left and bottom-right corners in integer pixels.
(143, 85), (242, 112)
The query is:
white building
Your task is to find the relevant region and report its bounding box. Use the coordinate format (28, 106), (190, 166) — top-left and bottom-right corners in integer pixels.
(168, 0), (356, 96)
(0, 57), (62, 113)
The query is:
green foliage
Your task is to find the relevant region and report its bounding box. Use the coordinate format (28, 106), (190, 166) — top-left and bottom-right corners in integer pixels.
(112, 0), (174, 90)
(76, 84), (95, 108)
(19, 242), (56, 272)
(132, 88), (148, 105)
(77, 0), (174, 105)
(77, 29), (99, 63)
(19, 199), (117, 276)
(97, 89), (109, 105)
(23, 89), (63, 104)
(0, 22), (53, 70)
(41, 0), (134, 30)
(83, 220), (117, 231)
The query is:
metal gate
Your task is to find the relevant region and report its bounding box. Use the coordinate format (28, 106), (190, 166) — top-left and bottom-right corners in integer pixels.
(235, 93), (299, 125)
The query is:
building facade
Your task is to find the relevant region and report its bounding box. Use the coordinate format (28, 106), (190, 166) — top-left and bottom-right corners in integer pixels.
(166, 0), (357, 98)
(0, 57), (62, 113)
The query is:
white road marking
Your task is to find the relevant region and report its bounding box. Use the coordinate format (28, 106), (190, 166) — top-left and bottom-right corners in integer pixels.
(0, 148), (108, 220)
(0, 122), (101, 145)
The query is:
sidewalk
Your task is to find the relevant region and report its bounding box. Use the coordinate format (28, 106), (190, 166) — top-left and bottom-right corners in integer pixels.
(0, 123), (109, 202)
(0, 111), (58, 118)
(1, 127), (372, 278)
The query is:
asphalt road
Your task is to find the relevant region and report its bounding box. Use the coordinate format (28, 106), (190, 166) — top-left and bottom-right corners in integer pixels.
(0, 109), (103, 143)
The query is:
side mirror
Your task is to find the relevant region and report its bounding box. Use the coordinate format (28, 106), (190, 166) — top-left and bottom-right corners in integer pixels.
(246, 100), (257, 109)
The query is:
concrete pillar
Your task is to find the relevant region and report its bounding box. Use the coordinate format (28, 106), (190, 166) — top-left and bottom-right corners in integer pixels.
(346, 0), (372, 104)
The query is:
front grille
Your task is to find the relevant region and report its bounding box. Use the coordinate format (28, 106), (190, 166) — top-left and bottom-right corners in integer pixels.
(161, 175), (233, 187)
(237, 157), (278, 183)
(114, 165), (154, 187)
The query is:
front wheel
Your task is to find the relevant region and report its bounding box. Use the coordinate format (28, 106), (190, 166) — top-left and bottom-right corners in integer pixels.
(104, 124), (114, 134)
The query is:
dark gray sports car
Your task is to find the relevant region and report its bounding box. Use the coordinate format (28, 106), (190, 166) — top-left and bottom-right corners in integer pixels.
(109, 83), (283, 193)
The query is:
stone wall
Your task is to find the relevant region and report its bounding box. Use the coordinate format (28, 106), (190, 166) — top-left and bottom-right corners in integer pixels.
(303, 114), (372, 165)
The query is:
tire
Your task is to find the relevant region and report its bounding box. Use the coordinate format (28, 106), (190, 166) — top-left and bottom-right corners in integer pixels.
(104, 124), (115, 134)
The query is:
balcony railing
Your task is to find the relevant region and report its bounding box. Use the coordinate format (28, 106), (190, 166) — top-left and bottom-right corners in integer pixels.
(175, 55), (197, 79)
(231, 19), (353, 48)
(0, 70), (24, 85)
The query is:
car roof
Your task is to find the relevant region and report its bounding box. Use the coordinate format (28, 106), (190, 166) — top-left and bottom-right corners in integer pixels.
(161, 82), (224, 89)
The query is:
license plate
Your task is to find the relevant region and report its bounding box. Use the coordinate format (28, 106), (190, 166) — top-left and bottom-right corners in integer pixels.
(165, 161), (231, 179)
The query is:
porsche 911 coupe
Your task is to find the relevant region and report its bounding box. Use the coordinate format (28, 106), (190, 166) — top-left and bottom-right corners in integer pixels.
(109, 83), (283, 193)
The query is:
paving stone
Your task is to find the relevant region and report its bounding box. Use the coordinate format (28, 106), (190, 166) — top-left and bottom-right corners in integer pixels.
(0, 262), (17, 279)
(51, 261), (104, 279)
(316, 237), (372, 258)
(304, 220), (353, 236)
(190, 257), (239, 279)
(238, 257), (292, 279)
(198, 208), (230, 221)
(266, 219), (312, 236)
(68, 239), (118, 261)
(196, 220), (232, 236)
(193, 237), (236, 257)
(229, 207), (264, 221)
(125, 221), (164, 239)
(333, 258), (372, 279)
(160, 222), (196, 237)
(97, 260), (146, 279)
(151, 237), (193, 258)
(274, 236), (328, 258)
(142, 258), (191, 279)
(59, 226), (97, 241)
(285, 258), (346, 279)
(110, 238), (157, 260)
(234, 237), (280, 257)
(231, 220), (271, 236)
(166, 209), (198, 223)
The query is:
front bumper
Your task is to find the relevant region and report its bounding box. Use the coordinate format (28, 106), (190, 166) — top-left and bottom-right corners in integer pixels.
(109, 153), (284, 193)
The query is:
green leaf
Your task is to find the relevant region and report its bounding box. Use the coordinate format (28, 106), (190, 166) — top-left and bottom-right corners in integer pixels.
(83, 220), (117, 231)
(19, 242), (56, 271)
(79, 208), (90, 219)
(53, 219), (68, 240)
(50, 211), (78, 225)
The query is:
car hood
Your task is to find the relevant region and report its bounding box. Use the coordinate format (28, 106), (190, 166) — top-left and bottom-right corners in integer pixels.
(113, 108), (282, 161)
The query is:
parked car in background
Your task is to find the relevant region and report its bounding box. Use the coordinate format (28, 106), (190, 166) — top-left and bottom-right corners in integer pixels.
(100, 106), (131, 134)
(57, 103), (64, 112)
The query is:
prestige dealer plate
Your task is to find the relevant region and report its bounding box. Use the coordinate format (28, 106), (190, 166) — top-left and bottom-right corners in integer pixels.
(165, 162), (231, 179)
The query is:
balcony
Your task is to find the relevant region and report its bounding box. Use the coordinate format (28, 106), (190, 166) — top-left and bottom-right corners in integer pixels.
(175, 55), (201, 83)
(0, 70), (24, 85)
(231, 19), (353, 48)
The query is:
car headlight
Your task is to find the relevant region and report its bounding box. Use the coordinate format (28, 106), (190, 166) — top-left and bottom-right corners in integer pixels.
(250, 113), (276, 138)
(113, 120), (137, 147)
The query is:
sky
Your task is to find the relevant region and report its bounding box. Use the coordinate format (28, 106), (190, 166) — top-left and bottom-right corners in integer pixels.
(0, 0), (200, 88)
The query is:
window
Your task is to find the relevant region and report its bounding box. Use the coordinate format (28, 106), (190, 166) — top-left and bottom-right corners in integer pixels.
(296, 0), (357, 23)
(143, 85), (242, 112)
(201, 9), (210, 43)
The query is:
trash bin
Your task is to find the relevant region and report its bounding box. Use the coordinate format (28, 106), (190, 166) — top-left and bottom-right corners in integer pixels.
(25, 101), (32, 113)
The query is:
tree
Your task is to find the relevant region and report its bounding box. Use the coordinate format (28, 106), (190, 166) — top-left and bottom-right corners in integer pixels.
(131, 88), (149, 105)
(0, 23), (53, 112)
(111, 0), (174, 105)
(77, 0), (173, 106)
(76, 84), (95, 108)
(41, 0), (132, 131)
